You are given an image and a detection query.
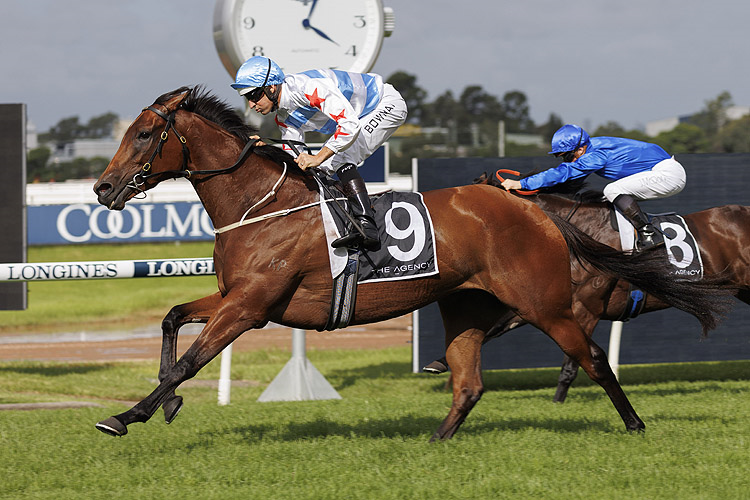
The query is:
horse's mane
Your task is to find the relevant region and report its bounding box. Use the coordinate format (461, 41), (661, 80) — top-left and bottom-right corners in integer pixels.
(155, 85), (297, 168)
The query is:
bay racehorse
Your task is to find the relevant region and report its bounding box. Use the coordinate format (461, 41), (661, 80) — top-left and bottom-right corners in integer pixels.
(426, 171), (746, 402)
(92, 86), (731, 440)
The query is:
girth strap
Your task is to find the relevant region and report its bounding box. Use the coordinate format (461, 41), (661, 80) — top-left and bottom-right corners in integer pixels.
(323, 251), (360, 331)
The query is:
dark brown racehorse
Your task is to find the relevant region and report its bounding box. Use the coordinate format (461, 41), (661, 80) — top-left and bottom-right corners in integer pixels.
(448, 171), (747, 402)
(92, 86), (730, 440)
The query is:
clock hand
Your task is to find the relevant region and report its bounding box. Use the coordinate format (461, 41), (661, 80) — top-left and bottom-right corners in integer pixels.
(306, 0), (319, 20)
(302, 18), (339, 45)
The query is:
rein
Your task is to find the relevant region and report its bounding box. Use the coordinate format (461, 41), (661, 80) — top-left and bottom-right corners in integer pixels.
(562, 194), (583, 222)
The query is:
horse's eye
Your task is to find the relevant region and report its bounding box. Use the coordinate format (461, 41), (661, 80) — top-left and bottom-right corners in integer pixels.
(137, 131), (151, 141)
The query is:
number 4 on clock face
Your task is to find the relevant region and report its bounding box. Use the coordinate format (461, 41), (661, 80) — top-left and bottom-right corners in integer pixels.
(214, 0), (394, 77)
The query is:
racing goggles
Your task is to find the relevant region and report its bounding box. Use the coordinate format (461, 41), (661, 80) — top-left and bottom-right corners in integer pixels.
(243, 87), (266, 103)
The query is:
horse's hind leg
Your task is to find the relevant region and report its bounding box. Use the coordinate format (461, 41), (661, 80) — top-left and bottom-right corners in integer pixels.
(543, 316), (644, 431)
(552, 308), (600, 403)
(553, 354), (580, 403)
(159, 292), (221, 423)
(430, 292), (500, 442)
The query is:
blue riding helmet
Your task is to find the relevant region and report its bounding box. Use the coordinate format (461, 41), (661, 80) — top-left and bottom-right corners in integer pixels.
(231, 56), (285, 95)
(548, 124), (591, 154)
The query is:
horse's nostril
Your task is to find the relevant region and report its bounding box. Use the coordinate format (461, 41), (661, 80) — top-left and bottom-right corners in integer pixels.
(96, 183), (112, 195)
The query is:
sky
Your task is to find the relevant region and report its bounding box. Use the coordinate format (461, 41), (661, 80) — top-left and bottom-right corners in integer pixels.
(3, 0), (749, 134)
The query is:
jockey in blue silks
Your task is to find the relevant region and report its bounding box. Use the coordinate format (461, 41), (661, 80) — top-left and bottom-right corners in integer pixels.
(501, 124), (686, 250)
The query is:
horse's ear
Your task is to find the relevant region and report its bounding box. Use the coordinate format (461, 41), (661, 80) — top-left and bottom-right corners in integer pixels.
(160, 86), (193, 112)
(473, 172), (489, 185)
(176, 87), (194, 108)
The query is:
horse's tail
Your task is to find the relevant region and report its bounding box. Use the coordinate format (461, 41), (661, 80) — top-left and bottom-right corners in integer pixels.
(547, 213), (734, 336)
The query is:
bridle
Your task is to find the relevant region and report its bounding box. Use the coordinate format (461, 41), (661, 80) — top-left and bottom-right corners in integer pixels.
(127, 104), (258, 196)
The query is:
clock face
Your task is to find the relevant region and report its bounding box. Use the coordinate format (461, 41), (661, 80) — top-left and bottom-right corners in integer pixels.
(214, 0), (386, 77)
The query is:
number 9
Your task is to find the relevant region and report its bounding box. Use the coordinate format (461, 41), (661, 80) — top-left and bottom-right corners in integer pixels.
(384, 202), (426, 262)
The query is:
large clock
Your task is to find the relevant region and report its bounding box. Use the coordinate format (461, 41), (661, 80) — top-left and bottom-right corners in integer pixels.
(213, 0), (394, 78)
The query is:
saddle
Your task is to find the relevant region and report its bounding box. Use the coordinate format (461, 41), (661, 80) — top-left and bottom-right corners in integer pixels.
(318, 184), (439, 330)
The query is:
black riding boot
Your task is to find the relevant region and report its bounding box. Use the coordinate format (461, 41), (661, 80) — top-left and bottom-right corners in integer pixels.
(612, 194), (663, 251)
(331, 164), (380, 251)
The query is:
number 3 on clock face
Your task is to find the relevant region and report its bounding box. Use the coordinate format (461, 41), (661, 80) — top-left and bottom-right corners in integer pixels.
(213, 0), (393, 77)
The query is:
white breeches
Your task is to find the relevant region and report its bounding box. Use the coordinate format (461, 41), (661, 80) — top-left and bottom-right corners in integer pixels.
(603, 157), (686, 202)
(318, 84), (407, 175)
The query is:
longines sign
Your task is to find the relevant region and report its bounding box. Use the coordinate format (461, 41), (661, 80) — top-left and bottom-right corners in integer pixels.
(28, 202), (215, 245)
(0, 258), (215, 281)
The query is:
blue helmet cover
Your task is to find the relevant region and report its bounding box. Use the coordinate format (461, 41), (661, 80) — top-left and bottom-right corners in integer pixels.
(549, 124), (590, 154)
(231, 56), (285, 93)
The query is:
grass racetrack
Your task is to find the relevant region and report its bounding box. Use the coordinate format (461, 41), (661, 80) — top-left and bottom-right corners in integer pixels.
(1, 353), (749, 499)
(1, 243), (749, 498)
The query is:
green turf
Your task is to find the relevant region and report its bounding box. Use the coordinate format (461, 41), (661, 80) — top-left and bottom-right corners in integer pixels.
(0, 349), (748, 500)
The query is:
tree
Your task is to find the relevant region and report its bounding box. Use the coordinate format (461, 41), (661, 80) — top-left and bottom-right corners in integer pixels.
(501, 90), (534, 133)
(714, 114), (750, 153)
(593, 121), (626, 137)
(44, 116), (82, 143)
(421, 90), (460, 134)
(458, 85), (503, 122)
(84, 112), (119, 138)
(455, 86), (504, 147)
(27, 147), (51, 182)
(537, 113), (564, 143)
(688, 91), (733, 138)
(593, 122), (649, 142)
(386, 71), (427, 123)
(41, 112), (120, 142)
(654, 123), (709, 154)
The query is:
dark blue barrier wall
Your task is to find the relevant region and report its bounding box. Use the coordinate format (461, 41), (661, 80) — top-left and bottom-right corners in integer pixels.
(416, 154), (750, 370)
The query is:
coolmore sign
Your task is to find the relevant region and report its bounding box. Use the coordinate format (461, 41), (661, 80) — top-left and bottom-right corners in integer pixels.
(28, 202), (214, 245)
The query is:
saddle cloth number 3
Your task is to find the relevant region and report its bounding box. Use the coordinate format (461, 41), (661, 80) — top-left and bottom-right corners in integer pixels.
(660, 221), (694, 269)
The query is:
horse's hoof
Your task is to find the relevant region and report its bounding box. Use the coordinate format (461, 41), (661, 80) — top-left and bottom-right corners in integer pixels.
(626, 421), (646, 434)
(163, 396), (183, 424)
(422, 360), (448, 374)
(95, 417), (128, 437)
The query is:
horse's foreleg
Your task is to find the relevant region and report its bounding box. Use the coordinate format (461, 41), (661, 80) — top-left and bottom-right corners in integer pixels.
(96, 296), (259, 437)
(159, 292), (221, 423)
(546, 318), (644, 432)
